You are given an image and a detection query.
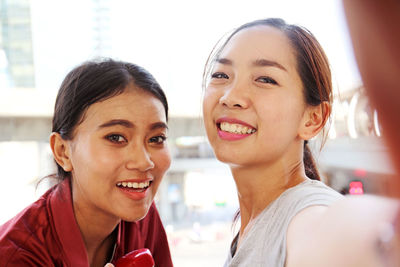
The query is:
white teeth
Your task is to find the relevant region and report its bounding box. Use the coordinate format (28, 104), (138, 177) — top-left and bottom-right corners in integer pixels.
(117, 181), (150, 189)
(220, 122), (256, 134)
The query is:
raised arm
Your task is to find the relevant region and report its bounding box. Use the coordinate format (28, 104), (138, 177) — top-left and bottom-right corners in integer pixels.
(342, 0), (400, 193)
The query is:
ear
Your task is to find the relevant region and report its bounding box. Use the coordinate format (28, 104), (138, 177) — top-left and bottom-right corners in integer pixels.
(49, 132), (73, 172)
(298, 102), (330, 141)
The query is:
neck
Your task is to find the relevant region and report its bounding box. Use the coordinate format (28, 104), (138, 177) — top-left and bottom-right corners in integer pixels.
(73, 192), (120, 266)
(231, 157), (307, 236)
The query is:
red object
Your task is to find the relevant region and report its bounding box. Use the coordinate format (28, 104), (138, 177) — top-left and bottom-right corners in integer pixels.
(353, 169), (367, 178)
(349, 181), (364, 195)
(0, 179), (173, 267)
(115, 248), (155, 267)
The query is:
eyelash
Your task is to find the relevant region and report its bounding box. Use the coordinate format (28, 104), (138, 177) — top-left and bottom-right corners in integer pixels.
(149, 135), (167, 145)
(211, 72), (278, 85)
(211, 72), (229, 79)
(106, 134), (167, 145)
(106, 134), (127, 144)
(256, 76), (278, 85)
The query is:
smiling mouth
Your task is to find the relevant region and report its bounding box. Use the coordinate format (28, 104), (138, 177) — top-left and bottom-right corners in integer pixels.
(217, 122), (257, 134)
(116, 181), (152, 192)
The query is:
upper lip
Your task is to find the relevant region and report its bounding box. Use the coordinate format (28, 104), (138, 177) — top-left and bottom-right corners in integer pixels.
(216, 117), (256, 129)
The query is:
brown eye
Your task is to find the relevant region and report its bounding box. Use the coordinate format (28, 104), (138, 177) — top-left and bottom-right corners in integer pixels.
(106, 134), (127, 144)
(211, 72), (229, 79)
(149, 135), (167, 144)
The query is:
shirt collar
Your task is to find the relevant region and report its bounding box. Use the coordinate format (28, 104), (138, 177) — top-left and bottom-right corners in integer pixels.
(49, 179), (89, 266)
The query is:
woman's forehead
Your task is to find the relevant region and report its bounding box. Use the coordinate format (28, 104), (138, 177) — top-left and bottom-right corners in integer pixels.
(219, 25), (296, 68)
(75, 90), (166, 131)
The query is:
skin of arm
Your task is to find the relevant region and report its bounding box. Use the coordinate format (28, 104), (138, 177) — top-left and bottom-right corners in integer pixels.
(285, 205), (328, 267)
(342, 0), (400, 195)
(286, 2), (400, 266)
(290, 196), (399, 267)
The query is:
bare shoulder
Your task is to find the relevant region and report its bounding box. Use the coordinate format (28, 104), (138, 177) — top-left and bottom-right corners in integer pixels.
(287, 195), (399, 267)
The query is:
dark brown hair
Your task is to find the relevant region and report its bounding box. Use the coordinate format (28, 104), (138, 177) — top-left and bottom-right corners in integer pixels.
(203, 18), (332, 181)
(52, 58), (168, 181)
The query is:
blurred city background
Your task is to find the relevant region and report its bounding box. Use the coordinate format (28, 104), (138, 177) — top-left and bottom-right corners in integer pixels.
(0, 0), (396, 266)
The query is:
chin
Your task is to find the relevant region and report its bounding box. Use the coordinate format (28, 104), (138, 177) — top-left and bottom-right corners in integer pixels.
(121, 212), (147, 222)
(215, 153), (242, 166)
(216, 150), (263, 168)
(120, 204), (152, 222)
(214, 148), (242, 163)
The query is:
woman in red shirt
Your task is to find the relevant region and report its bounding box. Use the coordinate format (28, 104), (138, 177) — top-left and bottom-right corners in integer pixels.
(0, 59), (173, 267)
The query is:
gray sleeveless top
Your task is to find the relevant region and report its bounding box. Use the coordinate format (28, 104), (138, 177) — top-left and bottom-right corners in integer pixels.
(224, 179), (343, 267)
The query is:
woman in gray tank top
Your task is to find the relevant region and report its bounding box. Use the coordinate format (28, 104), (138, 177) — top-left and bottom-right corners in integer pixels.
(202, 18), (343, 267)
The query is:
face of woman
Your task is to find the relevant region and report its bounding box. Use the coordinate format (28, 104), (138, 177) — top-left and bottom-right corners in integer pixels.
(67, 86), (170, 222)
(203, 25), (308, 167)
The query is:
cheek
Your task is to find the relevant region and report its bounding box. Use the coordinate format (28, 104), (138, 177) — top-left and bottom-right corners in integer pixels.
(72, 140), (120, 176)
(260, 91), (304, 119)
(86, 144), (119, 167)
(282, 97), (305, 122)
(203, 88), (219, 115)
(202, 98), (211, 120)
(202, 89), (220, 132)
(256, 97), (304, 138)
(153, 149), (171, 175)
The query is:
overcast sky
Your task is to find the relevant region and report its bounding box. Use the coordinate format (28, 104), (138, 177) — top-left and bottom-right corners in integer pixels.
(30, 0), (361, 116)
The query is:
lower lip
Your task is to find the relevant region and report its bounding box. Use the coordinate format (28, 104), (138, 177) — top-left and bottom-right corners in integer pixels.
(118, 186), (150, 200)
(217, 129), (252, 141)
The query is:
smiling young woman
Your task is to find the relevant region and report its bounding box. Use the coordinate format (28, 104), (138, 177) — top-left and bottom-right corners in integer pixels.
(0, 59), (173, 267)
(202, 18), (343, 266)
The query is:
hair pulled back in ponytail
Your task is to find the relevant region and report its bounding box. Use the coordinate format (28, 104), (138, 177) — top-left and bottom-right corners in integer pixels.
(304, 141), (321, 181)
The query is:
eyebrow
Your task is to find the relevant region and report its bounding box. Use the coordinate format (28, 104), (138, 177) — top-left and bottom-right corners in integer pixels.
(98, 119), (168, 131)
(99, 119), (134, 129)
(252, 59), (287, 72)
(216, 58), (233, 65)
(150, 122), (169, 131)
(215, 57), (287, 72)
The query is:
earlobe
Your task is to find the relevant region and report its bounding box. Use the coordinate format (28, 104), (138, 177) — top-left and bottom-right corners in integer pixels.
(299, 102), (330, 140)
(49, 132), (73, 172)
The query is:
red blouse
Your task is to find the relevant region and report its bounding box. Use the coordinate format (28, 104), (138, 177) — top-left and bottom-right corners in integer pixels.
(0, 179), (173, 267)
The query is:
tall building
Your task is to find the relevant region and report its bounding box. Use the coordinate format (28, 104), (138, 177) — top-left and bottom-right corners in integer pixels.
(0, 0), (35, 89)
(92, 0), (112, 57)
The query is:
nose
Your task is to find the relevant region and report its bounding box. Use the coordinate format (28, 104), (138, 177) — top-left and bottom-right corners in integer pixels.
(219, 81), (250, 109)
(125, 145), (155, 172)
